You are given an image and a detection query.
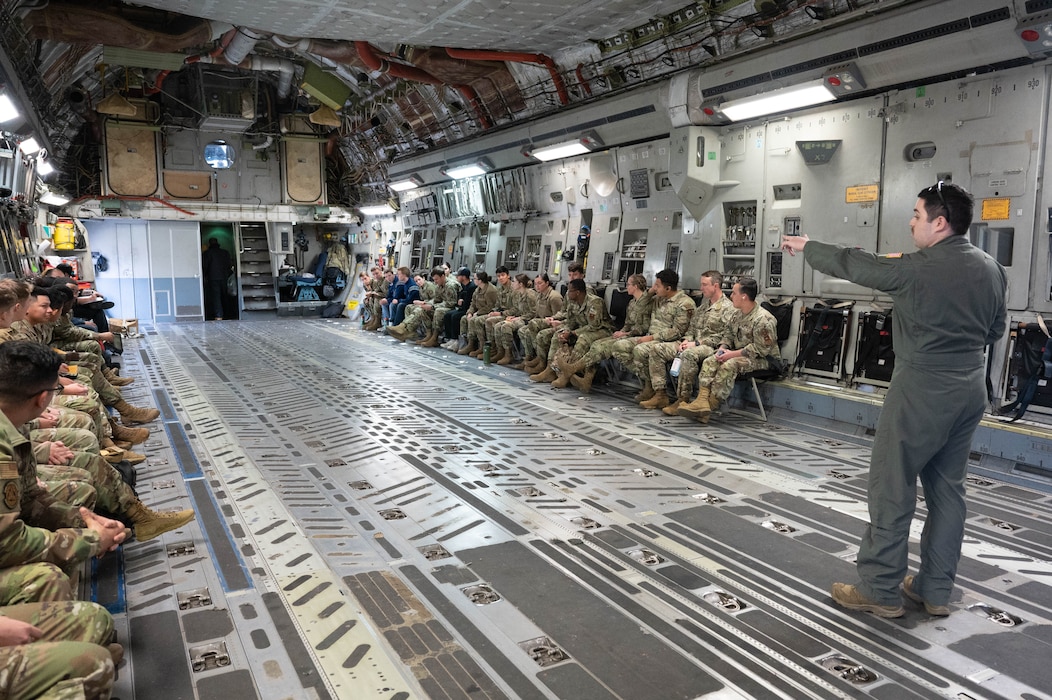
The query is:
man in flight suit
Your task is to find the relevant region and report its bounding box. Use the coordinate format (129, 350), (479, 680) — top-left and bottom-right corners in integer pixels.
(781, 182), (1007, 618)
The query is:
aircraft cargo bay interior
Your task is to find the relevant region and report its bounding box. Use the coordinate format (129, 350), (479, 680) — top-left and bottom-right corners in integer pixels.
(2, 0), (1052, 697)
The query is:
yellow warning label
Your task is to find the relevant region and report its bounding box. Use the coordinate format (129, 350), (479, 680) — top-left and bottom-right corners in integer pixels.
(846, 185), (879, 203)
(981, 198), (1011, 221)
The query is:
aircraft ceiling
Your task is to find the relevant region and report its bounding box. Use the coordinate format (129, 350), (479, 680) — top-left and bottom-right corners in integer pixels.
(0, 0), (915, 207)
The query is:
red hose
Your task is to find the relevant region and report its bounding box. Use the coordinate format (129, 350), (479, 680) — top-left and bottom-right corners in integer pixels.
(444, 47), (569, 105)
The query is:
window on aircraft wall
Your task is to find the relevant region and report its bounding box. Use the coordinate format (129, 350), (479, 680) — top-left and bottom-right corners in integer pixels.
(204, 140), (235, 169)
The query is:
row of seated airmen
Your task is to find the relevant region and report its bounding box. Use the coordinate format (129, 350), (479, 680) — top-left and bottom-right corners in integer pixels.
(362, 263), (782, 422)
(0, 276), (197, 698)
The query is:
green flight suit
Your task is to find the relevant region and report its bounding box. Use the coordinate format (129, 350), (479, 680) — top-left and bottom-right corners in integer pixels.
(804, 236), (1006, 607)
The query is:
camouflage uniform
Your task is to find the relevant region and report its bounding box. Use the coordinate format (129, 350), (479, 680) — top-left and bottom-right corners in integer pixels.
(364, 277), (387, 324)
(697, 304), (781, 402)
(8, 322), (121, 407)
(647, 294), (736, 400)
(576, 291), (656, 370)
(0, 411), (102, 582)
(0, 599), (115, 700)
(462, 284), (499, 344)
(49, 315), (103, 356)
(37, 466), (97, 511)
(631, 291), (696, 389)
(494, 288), (538, 354)
(405, 279), (460, 337)
(547, 292), (611, 366)
(31, 428), (99, 455)
(517, 288), (563, 360)
(532, 293), (580, 364)
(0, 563), (73, 606)
(480, 281), (514, 345)
(402, 280), (436, 331)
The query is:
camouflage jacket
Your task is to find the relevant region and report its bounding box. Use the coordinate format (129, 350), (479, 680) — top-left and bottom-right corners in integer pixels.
(623, 291), (657, 336)
(535, 288), (563, 318)
(8, 320), (50, 345)
(495, 281), (514, 313)
(686, 294), (736, 346)
(467, 283), (499, 315)
(51, 314), (98, 347)
(509, 288), (538, 319)
(432, 279), (461, 311)
(647, 290), (695, 341)
(721, 304), (781, 360)
(0, 411), (100, 571)
(564, 292), (611, 334)
(418, 280), (437, 302)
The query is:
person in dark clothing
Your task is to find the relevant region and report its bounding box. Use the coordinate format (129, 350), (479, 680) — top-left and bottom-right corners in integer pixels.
(388, 267), (419, 327)
(443, 268), (476, 345)
(202, 238), (233, 321)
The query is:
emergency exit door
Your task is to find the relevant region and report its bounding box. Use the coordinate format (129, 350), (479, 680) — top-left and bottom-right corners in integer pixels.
(149, 221), (203, 322)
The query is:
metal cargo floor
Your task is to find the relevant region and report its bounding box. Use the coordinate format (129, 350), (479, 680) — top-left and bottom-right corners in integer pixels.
(105, 318), (1052, 700)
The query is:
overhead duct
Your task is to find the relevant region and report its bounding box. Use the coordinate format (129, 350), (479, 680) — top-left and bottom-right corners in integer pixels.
(355, 41), (491, 129)
(222, 27), (267, 65)
(668, 125), (728, 221)
(191, 54), (297, 99)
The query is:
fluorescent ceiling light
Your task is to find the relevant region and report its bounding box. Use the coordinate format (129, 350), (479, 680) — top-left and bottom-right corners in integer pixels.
(39, 191), (69, 206)
(444, 163), (487, 179)
(528, 131), (604, 162)
(389, 175), (422, 192)
(720, 81), (837, 122)
(18, 137), (40, 155)
(36, 159), (54, 176)
(359, 203), (396, 216)
(0, 94), (18, 123)
(442, 157), (493, 180)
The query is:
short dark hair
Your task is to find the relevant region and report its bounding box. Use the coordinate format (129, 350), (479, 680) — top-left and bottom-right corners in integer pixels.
(495, 266), (509, 275)
(567, 262), (584, 275)
(56, 263), (75, 277)
(737, 276), (758, 301)
(47, 285), (73, 309)
(656, 269), (679, 290)
(918, 182), (973, 236)
(701, 270), (723, 287)
(0, 341), (62, 402)
(431, 267), (446, 278)
(567, 278), (586, 293)
(475, 271), (491, 284)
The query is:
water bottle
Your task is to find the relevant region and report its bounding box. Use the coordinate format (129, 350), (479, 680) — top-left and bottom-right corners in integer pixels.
(670, 354), (682, 378)
(483, 342), (491, 365)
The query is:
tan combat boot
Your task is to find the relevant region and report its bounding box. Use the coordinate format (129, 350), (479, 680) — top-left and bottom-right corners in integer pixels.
(677, 387), (712, 421)
(560, 357), (586, 377)
(387, 323), (409, 341)
(550, 372), (572, 388)
(458, 339), (477, 356)
(420, 331), (440, 347)
(110, 419), (149, 445)
(522, 356), (541, 373)
(663, 398), (685, 415)
(122, 449), (146, 466)
(496, 349), (514, 366)
(126, 501), (196, 542)
(640, 391), (669, 409)
(415, 330), (434, 345)
(490, 346), (505, 363)
(634, 380), (655, 403)
(104, 367), (135, 387)
(100, 446), (125, 464)
(570, 367), (596, 393)
(530, 364), (557, 383)
(113, 399), (160, 425)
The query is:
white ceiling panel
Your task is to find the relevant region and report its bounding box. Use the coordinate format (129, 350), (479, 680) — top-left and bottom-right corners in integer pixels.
(128, 0), (695, 52)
